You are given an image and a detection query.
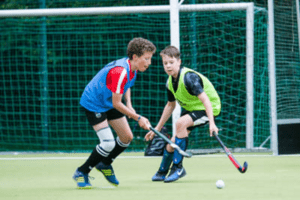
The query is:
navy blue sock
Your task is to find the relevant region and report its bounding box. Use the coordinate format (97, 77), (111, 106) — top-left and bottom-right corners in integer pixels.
(173, 137), (188, 168)
(158, 148), (174, 173)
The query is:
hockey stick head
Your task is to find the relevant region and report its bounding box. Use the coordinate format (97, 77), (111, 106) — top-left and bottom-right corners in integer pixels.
(214, 131), (248, 173)
(169, 143), (192, 158)
(238, 161), (248, 173)
(183, 151), (193, 158)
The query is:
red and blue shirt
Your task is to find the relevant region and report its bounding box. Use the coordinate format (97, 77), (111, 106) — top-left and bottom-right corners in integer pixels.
(80, 57), (137, 112)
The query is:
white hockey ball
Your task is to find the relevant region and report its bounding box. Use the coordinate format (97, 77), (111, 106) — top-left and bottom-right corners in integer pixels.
(216, 180), (225, 189)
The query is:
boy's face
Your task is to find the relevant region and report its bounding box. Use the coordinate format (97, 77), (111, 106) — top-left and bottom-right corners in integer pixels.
(161, 55), (181, 78)
(132, 51), (153, 72)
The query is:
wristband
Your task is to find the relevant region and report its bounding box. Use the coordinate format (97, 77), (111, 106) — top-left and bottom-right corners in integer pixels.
(137, 115), (141, 122)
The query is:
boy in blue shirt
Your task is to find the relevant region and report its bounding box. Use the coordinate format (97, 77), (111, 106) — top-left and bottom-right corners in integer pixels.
(73, 38), (156, 188)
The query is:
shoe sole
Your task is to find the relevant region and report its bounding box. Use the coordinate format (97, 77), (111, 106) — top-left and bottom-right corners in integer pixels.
(77, 185), (92, 189)
(164, 172), (187, 183)
(152, 178), (165, 181)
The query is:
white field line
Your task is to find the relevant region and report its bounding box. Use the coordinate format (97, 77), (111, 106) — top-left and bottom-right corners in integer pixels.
(0, 154), (299, 161)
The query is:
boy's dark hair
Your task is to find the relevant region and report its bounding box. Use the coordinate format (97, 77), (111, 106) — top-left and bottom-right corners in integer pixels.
(160, 45), (181, 59)
(127, 37), (156, 59)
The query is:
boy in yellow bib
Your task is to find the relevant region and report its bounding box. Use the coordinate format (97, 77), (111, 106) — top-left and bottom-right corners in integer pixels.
(145, 46), (221, 183)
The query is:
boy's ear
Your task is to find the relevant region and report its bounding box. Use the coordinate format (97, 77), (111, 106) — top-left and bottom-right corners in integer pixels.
(132, 54), (138, 60)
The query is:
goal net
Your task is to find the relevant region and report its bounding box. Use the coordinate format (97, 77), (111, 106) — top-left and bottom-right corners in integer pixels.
(179, 7), (269, 152)
(0, 4), (269, 152)
(274, 1), (300, 123)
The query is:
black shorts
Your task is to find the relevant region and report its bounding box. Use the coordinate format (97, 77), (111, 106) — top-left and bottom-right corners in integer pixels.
(83, 107), (124, 126)
(181, 109), (210, 132)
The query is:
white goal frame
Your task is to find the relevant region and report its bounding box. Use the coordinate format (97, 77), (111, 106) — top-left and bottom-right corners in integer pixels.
(1, 1), (274, 153)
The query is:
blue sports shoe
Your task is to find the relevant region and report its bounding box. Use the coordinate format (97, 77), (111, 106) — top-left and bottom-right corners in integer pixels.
(72, 168), (92, 189)
(152, 170), (168, 181)
(164, 166), (186, 183)
(95, 162), (119, 186)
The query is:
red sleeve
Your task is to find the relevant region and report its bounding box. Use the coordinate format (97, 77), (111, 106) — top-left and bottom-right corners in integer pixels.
(106, 66), (128, 94)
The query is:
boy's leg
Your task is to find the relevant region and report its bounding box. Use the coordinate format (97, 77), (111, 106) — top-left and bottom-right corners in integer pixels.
(164, 136), (188, 183)
(101, 136), (130, 165)
(73, 126), (115, 188)
(172, 136), (189, 168)
(163, 114), (192, 183)
(96, 115), (132, 186)
(152, 147), (174, 181)
(77, 126), (115, 174)
(105, 115), (133, 162)
(73, 109), (115, 188)
(95, 136), (129, 186)
(164, 110), (209, 183)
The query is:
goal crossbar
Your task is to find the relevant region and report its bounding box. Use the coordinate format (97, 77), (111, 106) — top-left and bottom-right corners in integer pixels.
(0, 3), (253, 17)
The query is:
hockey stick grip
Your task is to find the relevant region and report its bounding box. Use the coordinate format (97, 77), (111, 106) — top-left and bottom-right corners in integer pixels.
(213, 132), (231, 156)
(149, 127), (171, 144)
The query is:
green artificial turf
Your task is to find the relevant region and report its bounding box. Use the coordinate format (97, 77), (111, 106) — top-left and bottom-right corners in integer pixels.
(0, 152), (299, 200)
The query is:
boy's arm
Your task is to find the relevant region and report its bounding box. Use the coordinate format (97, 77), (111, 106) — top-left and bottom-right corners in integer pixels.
(123, 88), (135, 115)
(112, 92), (150, 130)
(155, 101), (176, 130)
(197, 92), (219, 136)
(144, 101), (176, 141)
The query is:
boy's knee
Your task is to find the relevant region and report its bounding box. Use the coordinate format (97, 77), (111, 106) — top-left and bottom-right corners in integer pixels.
(175, 120), (187, 132)
(116, 136), (131, 148)
(100, 140), (115, 152)
(119, 132), (133, 144)
(96, 127), (116, 153)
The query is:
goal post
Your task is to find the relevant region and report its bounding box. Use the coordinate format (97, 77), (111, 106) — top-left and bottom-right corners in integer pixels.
(0, 2), (270, 153)
(268, 0), (277, 155)
(270, 0), (300, 155)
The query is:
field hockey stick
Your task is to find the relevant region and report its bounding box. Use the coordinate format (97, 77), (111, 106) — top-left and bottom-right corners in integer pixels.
(149, 126), (192, 158)
(213, 131), (248, 173)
